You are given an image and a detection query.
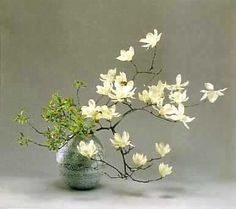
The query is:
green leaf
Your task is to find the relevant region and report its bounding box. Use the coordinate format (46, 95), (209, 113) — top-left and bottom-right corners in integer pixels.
(73, 80), (86, 89)
(16, 132), (32, 146)
(14, 110), (29, 125)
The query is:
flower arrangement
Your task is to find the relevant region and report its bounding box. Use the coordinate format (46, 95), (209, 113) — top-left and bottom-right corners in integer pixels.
(15, 29), (226, 183)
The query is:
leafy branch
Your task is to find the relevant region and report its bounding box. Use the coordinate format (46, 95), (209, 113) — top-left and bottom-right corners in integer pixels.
(15, 91), (95, 151)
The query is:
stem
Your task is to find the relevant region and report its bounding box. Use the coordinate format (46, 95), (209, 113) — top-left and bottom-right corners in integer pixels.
(185, 100), (207, 108)
(28, 122), (45, 135)
(112, 103), (175, 129)
(120, 149), (128, 175)
(103, 172), (122, 179)
(92, 158), (124, 177)
(26, 122), (49, 148)
(130, 61), (162, 83)
(96, 126), (111, 132)
(58, 132), (78, 149)
(130, 61), (138, 73)
(123, 145), (134, 155)
(129, 175), (162, 183)
(149, 45), (157, 71)
(31, 141), (49, 148)
(96, 121), (111, 132)
(146, 67), (163, 85)
(147, 157), (161, 163)
(76, 88), (80, 105)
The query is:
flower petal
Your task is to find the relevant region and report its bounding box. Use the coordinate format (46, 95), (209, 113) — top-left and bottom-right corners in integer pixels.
(205, 83), (214, 90)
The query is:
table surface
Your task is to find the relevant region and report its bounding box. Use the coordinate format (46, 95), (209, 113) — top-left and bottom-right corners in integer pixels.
(0, 176), (235, 209)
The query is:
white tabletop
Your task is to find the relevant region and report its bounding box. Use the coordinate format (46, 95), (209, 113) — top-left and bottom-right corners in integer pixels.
(0, 176), (235, 209)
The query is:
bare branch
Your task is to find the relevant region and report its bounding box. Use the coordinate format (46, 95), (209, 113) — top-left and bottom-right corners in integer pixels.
(185, 100), (207, 108)
(147, 157), (162, 163)
(129, 175), (162, 183)
(149, 45), (157, 71)
(28, 122), (45, 135)
(103, 172), (123, 179)
(91, 157), (124, 177)
(146, 67), (163, 85)
(31, 141), (49, 148)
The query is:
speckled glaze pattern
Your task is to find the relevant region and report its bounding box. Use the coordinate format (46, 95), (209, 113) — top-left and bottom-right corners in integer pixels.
(56, 135), (104, 190)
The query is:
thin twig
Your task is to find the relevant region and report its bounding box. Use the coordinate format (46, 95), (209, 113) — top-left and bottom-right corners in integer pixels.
(92, 158), (124, 177)
(76, 88), (80, 105)
(123, 146), (135, 155)
(129, 175), (162, 183)
(112, 104), (175, 129)
(28, 122), (45, 135)
(130, 61), (138, 73)
(58, 133), (78, 149)
(103, 172), (122, 179)
(31, 141), (49, 148)
(185, 100), (207, 108)
(149, 45), (157, 71)
(147, 157), (162, 163)
(120, 149), (128, 175)
(96, 126), (111, 132)
(146, 67), (163, 85)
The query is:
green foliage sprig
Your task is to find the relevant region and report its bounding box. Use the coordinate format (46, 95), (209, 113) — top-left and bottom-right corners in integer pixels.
(15, 84), (94, 151)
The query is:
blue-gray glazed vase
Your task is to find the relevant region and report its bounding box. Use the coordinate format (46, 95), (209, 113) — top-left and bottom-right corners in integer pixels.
(56, 134), (104, 190)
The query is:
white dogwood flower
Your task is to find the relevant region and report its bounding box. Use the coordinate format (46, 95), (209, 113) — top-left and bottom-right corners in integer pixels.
(169, 104), (195, 129)
(139, 29), (162, 49)
(156, 103), (175, 118)
(159, 163), (173, 177)
(132, 153), (147, 168)
(200, 83), (227, 103)
(169, 90), (189, 104)
(96, 81), (113, 95)
(77, 140), (98, 159)
(138, 81), (166, 106)
(109, 80), (136, 102)
(155, 143), (171, 157)
(100, 105), (120, 121)
(115, 72), (128, 85)
(116, 46), (134, 61)
(82, 100), (120, 121)
(149, 81), (166, 104)
(167, 74), (189, 91)
(100, 68), (117, 83)
(81, 99), (102, 121)
(138, 90), (152, 104)
(110, 131), (134, 149)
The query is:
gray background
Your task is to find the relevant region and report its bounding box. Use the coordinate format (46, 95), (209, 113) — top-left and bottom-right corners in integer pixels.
(0, 0), (235, 184)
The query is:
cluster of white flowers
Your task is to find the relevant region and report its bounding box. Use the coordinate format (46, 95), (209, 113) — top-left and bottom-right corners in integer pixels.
(77, 28), (227, 181)
(109, 129), (172, 177)
(81, 99), (120, 121)
(131, 142), (172, 177)
(138, 74), (195, 129)
(96, 69), (136, 102)
(139, 81), (166, 106)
